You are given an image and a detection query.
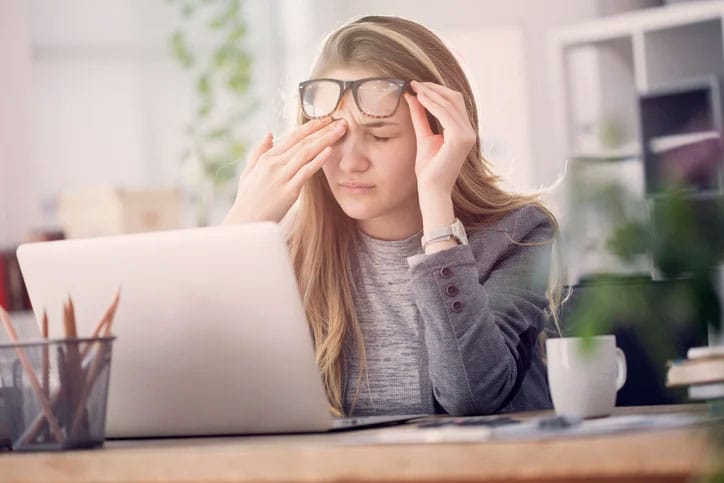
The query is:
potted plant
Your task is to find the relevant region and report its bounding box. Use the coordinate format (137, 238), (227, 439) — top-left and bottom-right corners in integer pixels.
(167, 0), (257, 226)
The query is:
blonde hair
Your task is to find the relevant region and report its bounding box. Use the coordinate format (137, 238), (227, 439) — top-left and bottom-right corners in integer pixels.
(288, 16), (564, 416)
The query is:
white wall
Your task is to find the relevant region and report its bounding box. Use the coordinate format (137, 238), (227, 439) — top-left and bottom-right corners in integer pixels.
(0, 0), (33, 246)
(0, 0), (662, 246)
(1, 0), (286, 242)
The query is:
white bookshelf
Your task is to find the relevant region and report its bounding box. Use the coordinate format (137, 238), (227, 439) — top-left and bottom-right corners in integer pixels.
(549, 1), (724, 282)
(551, 1), (724, 160)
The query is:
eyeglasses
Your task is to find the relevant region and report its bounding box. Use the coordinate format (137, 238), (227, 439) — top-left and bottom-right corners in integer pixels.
(299, 77), (409, 119)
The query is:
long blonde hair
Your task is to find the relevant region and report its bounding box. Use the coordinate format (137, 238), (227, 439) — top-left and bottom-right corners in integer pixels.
(288, 16), (564, 416)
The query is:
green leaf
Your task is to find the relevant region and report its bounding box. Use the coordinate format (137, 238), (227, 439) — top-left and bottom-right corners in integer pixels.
(196, 74), (211, 95)
(208, 15), (228, 30)
(226, 60), (251, 94)
(197, 100), (213, 118)
(230, 142), (246, 158)
(213, 46), (231, 69)
(170, 31), (195, 67)
(227, 23), (246, 42)
(181, 2), (195, 17)
(206, 127), (230, 139)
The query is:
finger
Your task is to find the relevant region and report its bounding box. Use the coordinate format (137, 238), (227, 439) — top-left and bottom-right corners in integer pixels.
(244, 133), (274, 174)
(415, 89), (464, 133)
(404, 92), (434, 140)
(267, 116), (333, 156)
(284, 120), (347, 179)
(413, 81), (467, 110)
(412, 82), (468, 129)
(289, 145), (333, 191)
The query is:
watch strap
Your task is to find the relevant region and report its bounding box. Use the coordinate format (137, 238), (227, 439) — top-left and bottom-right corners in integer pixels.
(421, 218), (467, 249)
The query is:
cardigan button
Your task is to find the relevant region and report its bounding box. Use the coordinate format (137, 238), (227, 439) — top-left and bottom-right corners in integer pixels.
(440, 266), (453, 279)
(445, 284), (459, 297)
(451, 300), (464, 313)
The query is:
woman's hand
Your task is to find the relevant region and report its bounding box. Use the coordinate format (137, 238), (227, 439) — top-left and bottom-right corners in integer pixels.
(224, 117), (347, 224)
(404, 81), (476, 197)
(404, 81), (476, 250)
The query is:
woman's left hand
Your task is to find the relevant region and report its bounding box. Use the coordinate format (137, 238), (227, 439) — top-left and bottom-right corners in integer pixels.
(404, 80), (477, 197)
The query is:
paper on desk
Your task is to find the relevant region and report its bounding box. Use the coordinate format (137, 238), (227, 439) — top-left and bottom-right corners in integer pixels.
(337, 424), (493, 445)
(335, 413), (711, 445)
(492, 413), (710, 441)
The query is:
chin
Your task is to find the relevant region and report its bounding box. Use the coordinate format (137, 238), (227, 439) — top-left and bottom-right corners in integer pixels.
(334, 197), (384, 221)
(338, 203), (380, 221)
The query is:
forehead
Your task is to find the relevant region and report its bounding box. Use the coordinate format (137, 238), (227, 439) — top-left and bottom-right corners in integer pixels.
(318, 66), (385, 81)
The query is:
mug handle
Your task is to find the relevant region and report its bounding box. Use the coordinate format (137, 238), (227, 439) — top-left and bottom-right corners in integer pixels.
(615, 347), (627, 391)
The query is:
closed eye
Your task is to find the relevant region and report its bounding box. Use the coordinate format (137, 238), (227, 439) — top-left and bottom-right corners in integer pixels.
(372, 135), (391, 142)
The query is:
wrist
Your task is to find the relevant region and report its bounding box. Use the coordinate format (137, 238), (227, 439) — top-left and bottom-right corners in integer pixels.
(223, 199), (254, 224)
(418, 190), (454, 233)
(417, 183), (450, 203)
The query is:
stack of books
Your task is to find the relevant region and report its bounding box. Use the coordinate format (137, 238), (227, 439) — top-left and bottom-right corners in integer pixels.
(666, 345), (724, 400)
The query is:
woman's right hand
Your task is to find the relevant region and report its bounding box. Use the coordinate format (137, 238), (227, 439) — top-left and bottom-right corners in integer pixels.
(223, 116), (347, 224)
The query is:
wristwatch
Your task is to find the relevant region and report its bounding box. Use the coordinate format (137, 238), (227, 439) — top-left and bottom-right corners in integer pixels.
(421, 218), (468, 250)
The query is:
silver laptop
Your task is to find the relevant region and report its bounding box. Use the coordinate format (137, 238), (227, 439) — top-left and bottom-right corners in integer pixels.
(16, 223), (421, 437)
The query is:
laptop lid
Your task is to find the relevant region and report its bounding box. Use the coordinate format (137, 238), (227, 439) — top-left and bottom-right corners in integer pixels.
(17, 223), (332, 437)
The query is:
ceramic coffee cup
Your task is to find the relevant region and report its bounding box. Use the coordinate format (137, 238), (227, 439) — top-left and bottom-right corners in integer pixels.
(545, 335), (627, 418)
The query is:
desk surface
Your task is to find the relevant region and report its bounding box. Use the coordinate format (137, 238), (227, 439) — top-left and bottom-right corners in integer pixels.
(1, 405), (721, 483)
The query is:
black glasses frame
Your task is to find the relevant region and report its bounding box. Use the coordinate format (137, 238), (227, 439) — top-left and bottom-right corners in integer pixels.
(298, 77), (409, 119)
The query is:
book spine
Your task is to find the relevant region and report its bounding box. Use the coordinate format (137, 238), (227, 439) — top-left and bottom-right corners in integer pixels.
(3, 249), (30, 312)
(688, 382), (724, 400)
(0, 252), (8, 310)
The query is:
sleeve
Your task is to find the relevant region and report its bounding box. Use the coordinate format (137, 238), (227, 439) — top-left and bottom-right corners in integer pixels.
(406, 206), (554, 416)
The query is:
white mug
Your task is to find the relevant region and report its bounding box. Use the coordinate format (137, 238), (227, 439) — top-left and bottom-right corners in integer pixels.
(546, 335), (627, 418)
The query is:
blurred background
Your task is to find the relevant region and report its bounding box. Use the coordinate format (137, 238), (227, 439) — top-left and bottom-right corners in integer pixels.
(0, 0), (722, 274)
(1, 0), (683, 240)
(1, 0), (724, 405)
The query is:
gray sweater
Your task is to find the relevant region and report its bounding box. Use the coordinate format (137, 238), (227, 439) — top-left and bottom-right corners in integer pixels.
(343, 205), (554, 416)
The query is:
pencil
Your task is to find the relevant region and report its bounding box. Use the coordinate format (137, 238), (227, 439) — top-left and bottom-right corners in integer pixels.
(0, 306), (64, 444)
(65, 295), (90, 440)
(80, 287), (121, 360)
(42, 309), (49, 400)
(19, 291), (121, 444)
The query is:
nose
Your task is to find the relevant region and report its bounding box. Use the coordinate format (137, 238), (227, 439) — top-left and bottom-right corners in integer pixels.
(331, 101), (370, 173)
(335, 128), (370, 173)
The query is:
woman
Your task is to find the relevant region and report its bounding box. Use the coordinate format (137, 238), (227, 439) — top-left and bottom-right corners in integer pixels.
(224, 15), (562, 417)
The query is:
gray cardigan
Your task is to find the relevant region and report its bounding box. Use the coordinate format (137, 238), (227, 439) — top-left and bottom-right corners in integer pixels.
(406, 205), (555, 415)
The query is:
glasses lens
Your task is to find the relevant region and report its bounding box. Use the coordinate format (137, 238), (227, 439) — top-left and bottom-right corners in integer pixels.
(301, 80), (341, 118)
(356, 79), (403, 117)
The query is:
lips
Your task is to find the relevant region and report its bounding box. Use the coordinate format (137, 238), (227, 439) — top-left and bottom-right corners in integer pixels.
(340, 182), (375, 190)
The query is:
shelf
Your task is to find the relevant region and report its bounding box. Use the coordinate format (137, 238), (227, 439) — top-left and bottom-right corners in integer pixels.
(551, 1), (724, 46)
(639, 77), (723, 195)
(643, 18), (724, 90)
(649, 130), (721, 154)
(563, 36), (639, 156)
(551, 2), (724, 282)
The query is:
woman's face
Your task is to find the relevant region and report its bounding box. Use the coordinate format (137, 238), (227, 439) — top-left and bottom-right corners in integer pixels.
(318, 66), (420, 238)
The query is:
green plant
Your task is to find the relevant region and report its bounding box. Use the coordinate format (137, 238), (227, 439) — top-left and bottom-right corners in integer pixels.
(566, 183), (723, 358)
(167, 0), (258, 226)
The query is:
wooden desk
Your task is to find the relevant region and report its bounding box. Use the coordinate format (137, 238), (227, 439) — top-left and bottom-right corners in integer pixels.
(1, 405), (721, 483)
